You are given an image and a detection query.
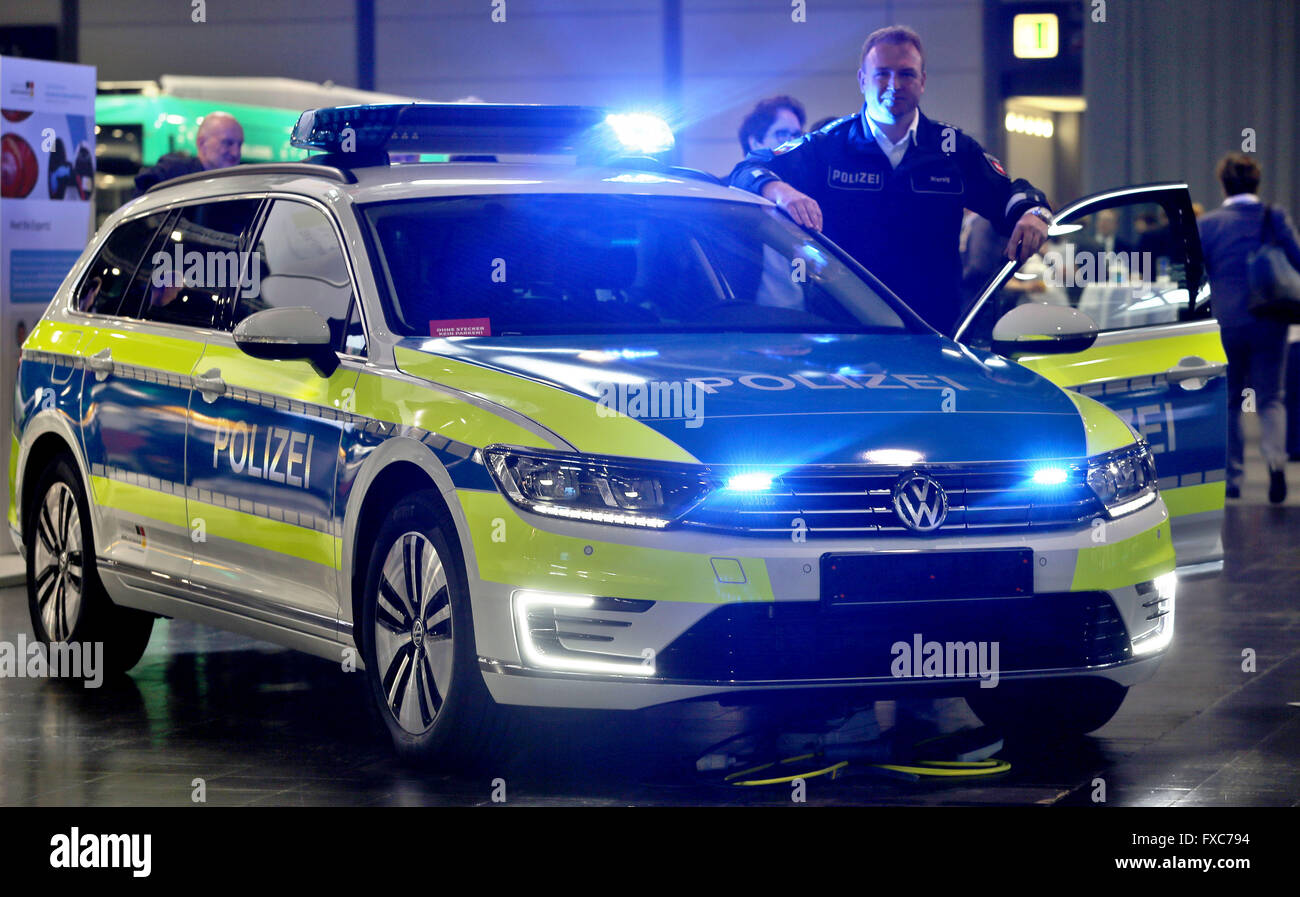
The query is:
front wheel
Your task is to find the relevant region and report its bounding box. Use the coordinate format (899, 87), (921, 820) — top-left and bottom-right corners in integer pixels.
(965, 678), (1129, 736)
(26, 456), (154, 676)
(359, 490), (513, 766)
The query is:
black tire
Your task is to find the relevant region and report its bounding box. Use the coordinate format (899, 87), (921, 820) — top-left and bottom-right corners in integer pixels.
(358, 489), (514, 767)
(25, 456), (155, 676)
(965, 678), (1129, 737)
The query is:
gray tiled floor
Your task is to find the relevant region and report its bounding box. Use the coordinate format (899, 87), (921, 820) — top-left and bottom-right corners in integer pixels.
(1, 458), (1297, 806)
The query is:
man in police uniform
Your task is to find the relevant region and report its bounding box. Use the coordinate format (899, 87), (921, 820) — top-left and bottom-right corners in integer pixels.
(730, 26), (1052, 333)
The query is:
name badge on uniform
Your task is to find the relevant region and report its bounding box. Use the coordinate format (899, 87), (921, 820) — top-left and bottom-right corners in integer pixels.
(827, 168), (884, 190)
(911, 171), (964, 195)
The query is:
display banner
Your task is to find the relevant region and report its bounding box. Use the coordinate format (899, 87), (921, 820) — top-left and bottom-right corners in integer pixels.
(0, 57), (96, 555)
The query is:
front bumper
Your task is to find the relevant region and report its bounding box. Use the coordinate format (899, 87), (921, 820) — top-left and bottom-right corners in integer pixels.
(480, 652), (1167, 711)
(460, 491), (1176, 710)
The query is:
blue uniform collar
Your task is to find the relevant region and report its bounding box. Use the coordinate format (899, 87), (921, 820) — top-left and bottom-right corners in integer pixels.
(848, 107), (936, 160)
(861, 106), (920, 151)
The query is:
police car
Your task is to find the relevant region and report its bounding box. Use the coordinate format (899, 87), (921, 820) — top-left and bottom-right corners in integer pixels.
(11, 104), (1206, 762)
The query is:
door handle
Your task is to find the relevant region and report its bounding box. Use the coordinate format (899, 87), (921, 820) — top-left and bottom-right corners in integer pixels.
(86, 348), (114, 381)
(194, 368), (226, 402)
(1165, 356), (1226, 390)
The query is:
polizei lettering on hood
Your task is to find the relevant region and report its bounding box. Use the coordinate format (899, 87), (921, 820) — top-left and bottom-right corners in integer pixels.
(685, 372), (969, 393)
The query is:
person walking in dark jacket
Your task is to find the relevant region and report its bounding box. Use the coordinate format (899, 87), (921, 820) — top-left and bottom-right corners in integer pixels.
(132, 111), (244, 196)
(1198, 153), (1300, 503)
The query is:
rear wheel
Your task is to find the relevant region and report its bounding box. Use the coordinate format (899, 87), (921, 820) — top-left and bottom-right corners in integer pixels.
(965, 678), (1129, 736)
(359, 489), (513, 766)
(26, 456), (154, 676)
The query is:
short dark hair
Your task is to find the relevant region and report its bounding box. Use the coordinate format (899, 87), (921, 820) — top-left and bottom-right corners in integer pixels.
(1217, 152), (1261, 196)
(860, 25), (925, 73)
(738, 95), (807, 154)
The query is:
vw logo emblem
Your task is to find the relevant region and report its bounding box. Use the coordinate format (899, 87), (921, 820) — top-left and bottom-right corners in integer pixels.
(892, 472), (947, 532)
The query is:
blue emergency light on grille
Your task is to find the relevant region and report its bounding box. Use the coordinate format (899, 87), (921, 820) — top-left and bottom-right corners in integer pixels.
(290, 103), (674, 161)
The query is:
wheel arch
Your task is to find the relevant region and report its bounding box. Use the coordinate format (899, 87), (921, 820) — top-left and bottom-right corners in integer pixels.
(16, 413), (91, 549)
(340, 437), (479, 641)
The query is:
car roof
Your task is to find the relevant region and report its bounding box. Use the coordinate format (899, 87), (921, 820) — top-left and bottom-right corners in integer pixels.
(344, 162), (764, 205)
(118, 160), (767, 220)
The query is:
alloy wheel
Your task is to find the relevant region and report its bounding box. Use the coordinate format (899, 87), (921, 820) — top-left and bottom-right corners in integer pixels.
(373, 532), (454, 735)
(33, 481), (84, 641)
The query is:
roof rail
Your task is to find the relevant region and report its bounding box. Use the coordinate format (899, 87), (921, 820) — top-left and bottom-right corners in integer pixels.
(601, 156), (723, 186)
(145, 161), (355, 193)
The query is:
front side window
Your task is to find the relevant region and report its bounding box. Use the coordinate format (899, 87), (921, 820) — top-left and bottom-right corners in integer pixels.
(362, 195), (915, 337)
(133, 198), (261, 328)
(234, 200), (357, 352)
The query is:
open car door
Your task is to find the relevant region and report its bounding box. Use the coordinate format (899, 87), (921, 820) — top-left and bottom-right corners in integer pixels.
(954, 183), (1226, 576)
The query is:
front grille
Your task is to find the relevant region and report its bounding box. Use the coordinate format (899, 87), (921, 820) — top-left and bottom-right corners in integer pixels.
(654, 592), (1131, 681)
(683, 464), (1101, 538)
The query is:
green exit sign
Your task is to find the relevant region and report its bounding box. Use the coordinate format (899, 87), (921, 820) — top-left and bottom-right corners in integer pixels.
(1013, 13), (1059, 58)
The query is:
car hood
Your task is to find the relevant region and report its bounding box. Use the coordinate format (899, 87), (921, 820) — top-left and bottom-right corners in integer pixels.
(393, 333), (1091, 466)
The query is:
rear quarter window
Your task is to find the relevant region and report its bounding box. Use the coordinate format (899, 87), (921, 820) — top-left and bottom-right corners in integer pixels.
(73, 211), (171, 316)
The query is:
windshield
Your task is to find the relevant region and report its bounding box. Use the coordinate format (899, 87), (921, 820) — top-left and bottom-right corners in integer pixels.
(361, 194), (920, 336)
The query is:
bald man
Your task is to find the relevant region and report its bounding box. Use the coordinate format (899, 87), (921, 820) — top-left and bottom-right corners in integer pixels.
(133, 111), (244, 197)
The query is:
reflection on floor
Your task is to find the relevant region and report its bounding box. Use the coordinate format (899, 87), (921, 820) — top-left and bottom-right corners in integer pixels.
(1, 464), (1297, 806)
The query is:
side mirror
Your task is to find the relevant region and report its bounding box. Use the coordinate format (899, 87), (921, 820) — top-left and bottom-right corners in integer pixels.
(991, 303), (1099, 357)
(233, 306), (339, 377)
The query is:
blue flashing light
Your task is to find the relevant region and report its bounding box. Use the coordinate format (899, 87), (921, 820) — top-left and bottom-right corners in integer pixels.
(726, 473), (774, 492)
(603, 113), (675, 155)
(1032, 467), (1069, 486)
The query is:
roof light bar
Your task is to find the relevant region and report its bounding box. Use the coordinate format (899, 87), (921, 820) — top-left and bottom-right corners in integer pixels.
(290, 103), (674, 162)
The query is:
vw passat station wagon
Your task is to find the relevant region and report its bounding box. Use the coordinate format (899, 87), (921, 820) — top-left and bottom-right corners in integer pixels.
(12, 104), (1217, 762)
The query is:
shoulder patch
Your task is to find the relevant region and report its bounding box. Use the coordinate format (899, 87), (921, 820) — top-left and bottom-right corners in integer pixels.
(984, 152), (1007, 177)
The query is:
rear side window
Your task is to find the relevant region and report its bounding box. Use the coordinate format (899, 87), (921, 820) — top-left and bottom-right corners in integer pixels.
(74, 211), (170, 316)
(133, 198), (261, 328)
(233, 200), (356, 350)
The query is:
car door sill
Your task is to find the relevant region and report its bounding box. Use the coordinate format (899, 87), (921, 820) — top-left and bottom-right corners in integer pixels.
(98, 556), (342, 643)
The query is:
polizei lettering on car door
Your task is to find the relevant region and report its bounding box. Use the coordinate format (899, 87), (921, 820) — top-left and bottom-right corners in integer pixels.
(212, 419), (314, 488)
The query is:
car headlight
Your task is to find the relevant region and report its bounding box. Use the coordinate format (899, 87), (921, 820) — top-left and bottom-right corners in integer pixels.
(483, 447), (712, 528)
(1086, 443), (1159, 518)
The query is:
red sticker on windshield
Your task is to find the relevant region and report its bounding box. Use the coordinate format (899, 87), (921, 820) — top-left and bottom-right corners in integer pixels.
(429, 318), (491, 337)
